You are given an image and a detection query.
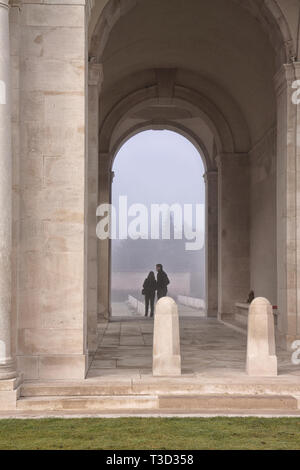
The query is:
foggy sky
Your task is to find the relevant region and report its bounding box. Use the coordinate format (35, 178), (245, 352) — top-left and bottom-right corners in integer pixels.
(112, 130), (205, 208)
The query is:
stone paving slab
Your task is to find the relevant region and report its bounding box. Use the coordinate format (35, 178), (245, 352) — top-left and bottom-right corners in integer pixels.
(88, 316), (298, 380)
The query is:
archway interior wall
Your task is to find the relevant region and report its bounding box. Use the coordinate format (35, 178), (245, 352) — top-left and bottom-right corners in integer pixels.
(249, 127), (277, 305)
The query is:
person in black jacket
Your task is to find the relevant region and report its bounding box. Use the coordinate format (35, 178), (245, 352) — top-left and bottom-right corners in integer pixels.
(142, 271), (157, 317)
(156, 264), (170, 300)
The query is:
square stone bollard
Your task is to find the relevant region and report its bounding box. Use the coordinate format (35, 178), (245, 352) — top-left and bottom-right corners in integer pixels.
(153, 297), (181, 377)
(246, 297), (277, 377)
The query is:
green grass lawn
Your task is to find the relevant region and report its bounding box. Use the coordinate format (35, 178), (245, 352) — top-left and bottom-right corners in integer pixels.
(0, 418), (299, 450)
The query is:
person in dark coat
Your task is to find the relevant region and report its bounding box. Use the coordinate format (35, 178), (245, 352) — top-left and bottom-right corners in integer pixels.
(156, 264), (170, 300)
(142, 271), (157, 317)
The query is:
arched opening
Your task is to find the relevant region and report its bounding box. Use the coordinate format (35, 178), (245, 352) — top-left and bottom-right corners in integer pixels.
(110, 129), (206, 318)
(85, 0), (299, 380)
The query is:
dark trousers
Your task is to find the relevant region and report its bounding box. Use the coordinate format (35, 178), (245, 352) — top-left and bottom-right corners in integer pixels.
(157, 287), (167, 300)
(145, 293), (155, 317)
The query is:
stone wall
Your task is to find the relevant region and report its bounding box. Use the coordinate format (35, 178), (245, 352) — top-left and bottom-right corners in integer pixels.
(250, 127), (277, 305)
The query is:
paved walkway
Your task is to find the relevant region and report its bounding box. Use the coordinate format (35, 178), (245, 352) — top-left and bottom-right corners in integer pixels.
(88, 312), (300, 380)
(111, 301), (205, 317)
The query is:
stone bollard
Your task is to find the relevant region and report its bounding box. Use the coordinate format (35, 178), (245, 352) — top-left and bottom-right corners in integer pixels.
(246, 297), (277, 377)
(153, 297), (181, 377)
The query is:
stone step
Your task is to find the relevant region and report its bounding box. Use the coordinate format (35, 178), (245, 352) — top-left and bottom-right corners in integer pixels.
(17, 395), (158, 411)
(21, 380), (300, 398)
(16, 394), (299, 412)
(20, 382), (133, 397)
(159, 395), (299, 411)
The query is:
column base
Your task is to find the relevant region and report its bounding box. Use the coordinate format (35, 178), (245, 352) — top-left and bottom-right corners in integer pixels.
(0, 375), (22, 411)
(98, 311), (110, 322)
(246, 355), (278, 377)
(153, 354), (182, 377)
(207, 308), (218, 318)
(0, 358), (17, 380)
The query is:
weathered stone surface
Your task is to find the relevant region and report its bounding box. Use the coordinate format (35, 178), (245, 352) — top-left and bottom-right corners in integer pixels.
(0, 0), (17, 381)
(2, 0), (300, 395)
(153, 298), (181, 377)
(246, 298), (278, 377)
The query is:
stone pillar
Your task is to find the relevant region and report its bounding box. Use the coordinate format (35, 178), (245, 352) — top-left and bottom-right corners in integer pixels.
(87, 62), (103, 352)
(246, 297), (277, 377)
(217, 153), (250, 318)
(0, 0), (16, 380)
(204, 170), (218, 317)
(274, 63), (300, 350)
(97, 155), (113, 321)
(17, 0), (87, 380)
(153, 297), (181, 376)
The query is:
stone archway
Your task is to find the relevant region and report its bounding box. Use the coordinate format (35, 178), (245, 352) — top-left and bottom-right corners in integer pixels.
(95, 83), (239, 322)
(109, 128), (208, 318)
(88, 0), (295, 66)
(0, 0), (298, 396)
(85, 0), (300, 365)
(86, 75), (252, 353)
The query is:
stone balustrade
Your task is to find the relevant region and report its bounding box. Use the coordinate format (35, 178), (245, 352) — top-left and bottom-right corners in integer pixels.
(128, 296), (145, 316)
(177, 295), (206, 311)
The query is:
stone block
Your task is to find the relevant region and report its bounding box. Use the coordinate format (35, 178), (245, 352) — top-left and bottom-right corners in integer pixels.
(153, 297), (181, 377)
(246, 297), (277, 377)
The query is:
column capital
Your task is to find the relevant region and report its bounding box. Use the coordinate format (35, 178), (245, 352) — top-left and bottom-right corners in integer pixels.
(203, 170), (218, 184)
(88, 62), (103, 91)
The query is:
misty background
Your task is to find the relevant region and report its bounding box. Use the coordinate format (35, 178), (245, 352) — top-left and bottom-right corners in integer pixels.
(111, 130), (206, 310)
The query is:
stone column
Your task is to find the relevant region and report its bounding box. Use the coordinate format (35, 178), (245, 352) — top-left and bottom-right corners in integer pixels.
(204, 170), (218, 317)
(87, 62), (103, 351)
(18, 0), (87, 380)
(274, 63), (300, 350)
(217, 153), (250, 318)
(0, 0), (16, 380)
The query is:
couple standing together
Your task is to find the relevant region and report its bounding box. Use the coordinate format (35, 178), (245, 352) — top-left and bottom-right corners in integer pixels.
(142, 264), (170, 317)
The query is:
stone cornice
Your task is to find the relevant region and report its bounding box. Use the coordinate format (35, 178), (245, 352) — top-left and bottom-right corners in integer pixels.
(88, 62), (103, 87)
(203, 170), (218, 184)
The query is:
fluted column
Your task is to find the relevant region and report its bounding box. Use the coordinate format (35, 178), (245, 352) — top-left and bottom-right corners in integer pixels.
(0, 0), (16, 380)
